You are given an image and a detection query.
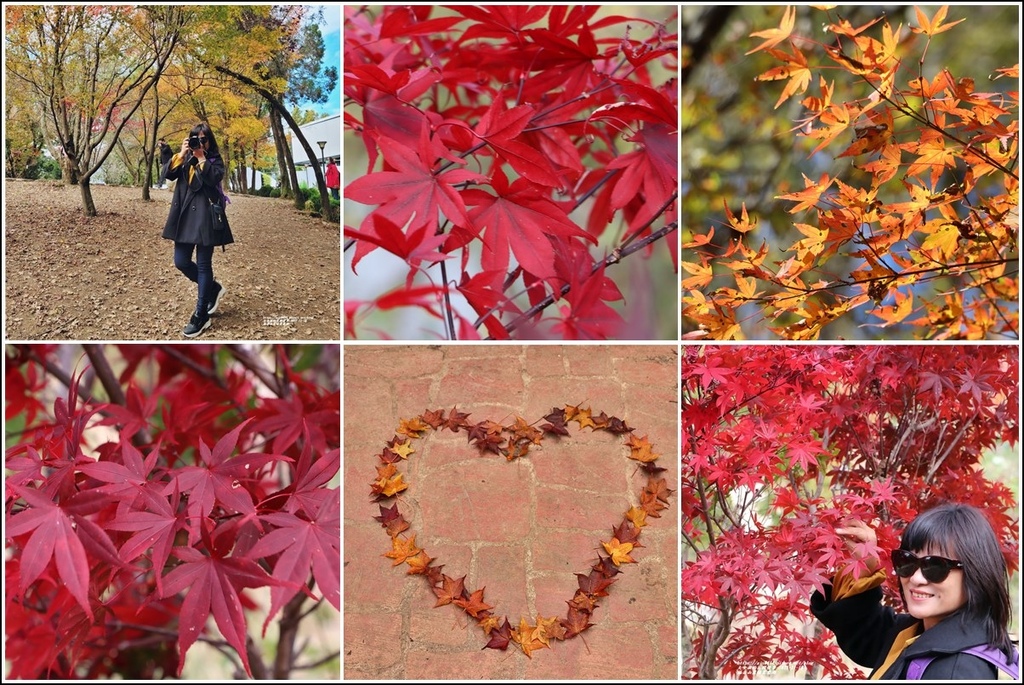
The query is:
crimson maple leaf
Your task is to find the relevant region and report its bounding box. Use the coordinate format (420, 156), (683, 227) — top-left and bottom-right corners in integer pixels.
(6, 485), (94, 620)
(456, 269), (520, 339)
(346, 131), (484, 270)
(104, 484), (186, 595)
(165, 419), (290, 526)
(344, 214), (450, 267)
(552, 259), (625, 340)
(474, 100), (560, 187)
(460, 168), (597, 281)
(605, 122), (678, 231)
(246, 488), (340, 633)
(159, 530), (293, 677)
(482, 617), (514, 650)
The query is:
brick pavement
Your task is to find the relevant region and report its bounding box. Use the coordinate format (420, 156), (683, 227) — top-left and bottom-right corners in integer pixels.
(343, 345), (679, 680)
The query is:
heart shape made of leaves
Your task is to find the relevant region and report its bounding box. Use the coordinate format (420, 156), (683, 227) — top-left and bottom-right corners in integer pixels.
(369, 404), (672, 657)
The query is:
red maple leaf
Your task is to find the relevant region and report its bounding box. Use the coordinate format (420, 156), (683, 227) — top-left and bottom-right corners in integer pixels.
(6, 485), (94, 621)
(247, 489), (340, 633)
(165, 419), (290, 525)
(346, 132), (484, 270)
(552, 259), (625, 340)
(344, 215), (451, 267)
(158, 529), (292, 677)
(474, 100), (561, 187)
(104, 484), (186, 595)
(606, 122), (678, 231)
(460, 168), (597, 281)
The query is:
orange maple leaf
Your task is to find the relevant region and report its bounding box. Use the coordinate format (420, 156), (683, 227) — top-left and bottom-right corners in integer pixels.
(778, 173), (833, 214)
(405, 550), (434, 575)
(746, 5), (795, 55)
(682, 259), (714, 290)
(724, 201), (756, 234)
(390, 439), (415, 459)
(625, 506), (648, 529)
(912, 5), (965, 37)
(626, 434), (660, 463)
(397, 417), (430, 438)
(453, 587), (493, 618)
(384, 535), (421, 566)
(601, 537), (636, 566)
(511, 617), (549, 657)
(757, 46), (811, 109)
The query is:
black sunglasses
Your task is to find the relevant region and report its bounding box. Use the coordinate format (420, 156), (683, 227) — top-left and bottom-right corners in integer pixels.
(891, 549), (964, 583)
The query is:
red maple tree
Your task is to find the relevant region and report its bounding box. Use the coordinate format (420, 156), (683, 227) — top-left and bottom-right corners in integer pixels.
(344, 6), (678, 340)
(4, 344), (340, 679)
(681, 344), (1019, 678)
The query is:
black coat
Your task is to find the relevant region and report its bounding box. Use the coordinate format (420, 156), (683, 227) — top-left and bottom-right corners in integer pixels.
(161, 152), (234, 247)
(811, 583), (1000, 679)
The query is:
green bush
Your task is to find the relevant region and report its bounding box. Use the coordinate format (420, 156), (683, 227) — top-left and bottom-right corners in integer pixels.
(25, 155), (61, 180)
(270, 188), (281, 198)
(257, 185), (273, 197)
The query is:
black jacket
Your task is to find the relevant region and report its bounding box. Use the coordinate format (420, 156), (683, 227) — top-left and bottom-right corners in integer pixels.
(811, 583), (999, 679)
(161, 152), (234, 247)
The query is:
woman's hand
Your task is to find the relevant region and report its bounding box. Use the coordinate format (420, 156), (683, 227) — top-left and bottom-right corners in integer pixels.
(180, 138), (190, 156)
(193, 144), (206, 162)
(836, 518), (880, 572)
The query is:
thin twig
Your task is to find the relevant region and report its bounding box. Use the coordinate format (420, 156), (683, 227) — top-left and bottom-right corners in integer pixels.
(440, 260), (457, 341)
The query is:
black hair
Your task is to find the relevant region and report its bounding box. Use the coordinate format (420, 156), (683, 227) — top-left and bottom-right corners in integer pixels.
(898, 503), (1014, 660)
(189, 122), (221, 159)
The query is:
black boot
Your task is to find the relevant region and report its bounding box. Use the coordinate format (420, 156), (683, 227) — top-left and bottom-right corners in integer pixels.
(207, 281), (226, 315)
(183, 303), (211, 338)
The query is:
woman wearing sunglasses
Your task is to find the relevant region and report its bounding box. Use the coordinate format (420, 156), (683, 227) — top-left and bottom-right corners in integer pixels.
(810, 503), (1016, 679)
(161, 121), (233, 337)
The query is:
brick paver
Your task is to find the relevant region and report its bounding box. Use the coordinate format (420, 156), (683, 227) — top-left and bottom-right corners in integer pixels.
(343, 345), (678, 680)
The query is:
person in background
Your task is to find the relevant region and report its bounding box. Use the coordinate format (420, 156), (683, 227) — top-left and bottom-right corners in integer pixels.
(157, 138), (173, 189)
(326, 157), (340, 201)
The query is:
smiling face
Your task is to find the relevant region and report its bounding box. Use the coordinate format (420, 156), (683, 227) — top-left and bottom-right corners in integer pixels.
(900, 547), (967, 630)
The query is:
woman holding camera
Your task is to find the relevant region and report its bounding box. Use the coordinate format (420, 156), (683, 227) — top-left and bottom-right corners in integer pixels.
(162, 122), (233, 337)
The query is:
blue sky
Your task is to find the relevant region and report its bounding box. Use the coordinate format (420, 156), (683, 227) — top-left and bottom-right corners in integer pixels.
(300, 5), (340, 118)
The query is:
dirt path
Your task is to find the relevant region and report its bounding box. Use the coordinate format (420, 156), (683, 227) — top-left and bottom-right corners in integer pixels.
(4, 179), (340, 340)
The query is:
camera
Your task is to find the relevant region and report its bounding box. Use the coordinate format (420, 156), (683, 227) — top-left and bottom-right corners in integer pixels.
(188, 135), (202, 149)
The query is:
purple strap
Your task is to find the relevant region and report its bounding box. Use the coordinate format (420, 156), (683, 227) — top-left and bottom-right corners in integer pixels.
(906, 645), (1019, 679)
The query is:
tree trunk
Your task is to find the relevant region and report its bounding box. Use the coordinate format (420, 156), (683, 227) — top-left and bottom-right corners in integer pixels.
(79, 179), (97, 217)
(141, 150), (153, 201)
(270, 112), (292, 198)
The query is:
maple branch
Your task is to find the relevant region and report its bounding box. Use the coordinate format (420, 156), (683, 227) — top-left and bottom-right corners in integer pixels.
(960, 264), (1019, 338)
(24, 348), (89, 404)
(697, 598), (735, 679)
(440, 260), (457, 341)
(293, 651), (342, 672)
(273, 589), (310, 679)
(156, 346), (227, 389)
(109, 621), (245, 672)
(82, 344), (125, 406)
(228, 346), (287, 398)
(247, 636), (270, 680)
(619, 192), (678, 251)
(925, 410), (980, 483)
(749, 258), (1017, 302)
